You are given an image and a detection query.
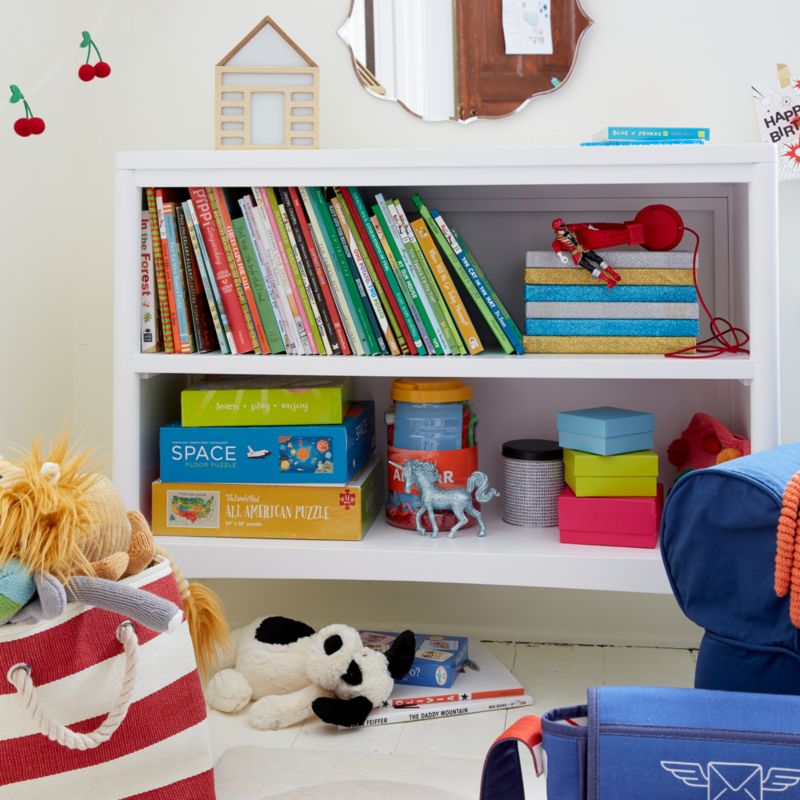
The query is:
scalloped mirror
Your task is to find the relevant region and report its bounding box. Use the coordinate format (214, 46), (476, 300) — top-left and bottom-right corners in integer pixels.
(338, 0), (591, 123)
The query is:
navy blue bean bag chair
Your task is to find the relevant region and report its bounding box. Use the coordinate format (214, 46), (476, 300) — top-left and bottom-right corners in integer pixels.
(661, 443), (800, 695)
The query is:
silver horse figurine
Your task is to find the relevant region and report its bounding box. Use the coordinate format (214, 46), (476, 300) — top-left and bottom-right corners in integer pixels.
(397, 459), (500, 538)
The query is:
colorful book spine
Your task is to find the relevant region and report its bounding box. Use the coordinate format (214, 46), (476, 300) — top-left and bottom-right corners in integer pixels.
(311, 189), (378, 355)
(331, 195), (399, 355)
(593, 126), (710, 141)
(360, 696), (532, 727)
(327, 194), (389, 355)
(288, 187), (350, 355)
(371, 214), (429, 356)
(240, 195), (301, 355)
(375, 195), (443, 355)
(145, 189), (172, 352)
(232, 215), (285, 354)
(333, 190), (400, 356)
(188, 187), (252, 353)
(341, 187), (417, 355)
(176, 205), (215, 353)
(279, 188), (340, 355)
(207, 189), (262, 354)
(393, 200), (464, 356)
(432, 207), (523, 354)
(411, 217), (483, 355)
(212, 188), (269, 354)
(153, 191), (182, 353)
(162, 201), (194, 353)
(580, 139), (706, 147)
(412, 195), (513, 355)
(278, 199), (331, 354)
(139, 210), (159, 353)
(182, 200), (230, 354)
(300, 187), (365, 356)
(455, 229), (524, 347)
(257, 188), (316, 355)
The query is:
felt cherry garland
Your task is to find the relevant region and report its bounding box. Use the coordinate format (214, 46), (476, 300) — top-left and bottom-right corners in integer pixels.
(77, 31), (111, 81)
(9, 85), (45, 137)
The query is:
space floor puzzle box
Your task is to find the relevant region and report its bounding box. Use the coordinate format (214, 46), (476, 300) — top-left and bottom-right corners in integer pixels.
(160, 401), (375, 485)
(151, 456), (382, 541)
(359, 630), (469, 688)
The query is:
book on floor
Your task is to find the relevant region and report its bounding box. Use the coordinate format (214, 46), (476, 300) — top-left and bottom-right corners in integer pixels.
(356, 641), (531, 726)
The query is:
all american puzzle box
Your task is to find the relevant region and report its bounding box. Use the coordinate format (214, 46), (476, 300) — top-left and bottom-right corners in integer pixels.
(151, 456), (382, 541)
(160, 401), (375, 485)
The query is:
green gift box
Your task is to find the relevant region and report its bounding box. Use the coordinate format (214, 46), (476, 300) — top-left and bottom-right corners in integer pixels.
(181, 377), (353, 427)
(563, 448), (659, 497)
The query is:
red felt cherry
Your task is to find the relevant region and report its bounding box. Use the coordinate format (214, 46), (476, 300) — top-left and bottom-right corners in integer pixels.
(13, 117), (31, 137)
(27, 117), (45, 135)
(78, 63), (96, 82)
(94, 61), (111, 79)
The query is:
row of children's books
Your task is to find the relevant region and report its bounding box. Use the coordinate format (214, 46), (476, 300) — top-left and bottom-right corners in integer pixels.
(140, 186), (524, 357)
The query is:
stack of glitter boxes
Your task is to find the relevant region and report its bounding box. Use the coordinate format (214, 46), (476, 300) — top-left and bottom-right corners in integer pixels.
(523, 249), (699, 354)
(556, 406), (662, 548)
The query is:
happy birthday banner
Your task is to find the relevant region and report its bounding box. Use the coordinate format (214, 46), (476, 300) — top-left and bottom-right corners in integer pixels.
(753, 63), (800, 180)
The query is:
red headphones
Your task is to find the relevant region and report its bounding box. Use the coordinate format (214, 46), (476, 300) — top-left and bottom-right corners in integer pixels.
(571, 204), (685, 252)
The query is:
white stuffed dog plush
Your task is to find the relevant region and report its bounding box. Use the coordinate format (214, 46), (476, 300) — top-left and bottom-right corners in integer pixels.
(206, 616), (416, 729)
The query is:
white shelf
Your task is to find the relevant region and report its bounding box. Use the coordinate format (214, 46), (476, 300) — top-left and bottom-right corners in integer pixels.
(154, 503), (671, 594)
(114, 147), (779, 601)
(132, 352), (754, 381)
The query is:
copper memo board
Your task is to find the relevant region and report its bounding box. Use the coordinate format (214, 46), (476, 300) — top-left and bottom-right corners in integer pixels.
(455, 0), (592, 121)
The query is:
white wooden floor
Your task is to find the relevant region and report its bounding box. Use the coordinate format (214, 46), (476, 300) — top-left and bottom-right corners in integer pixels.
(210, 642), (696, 799)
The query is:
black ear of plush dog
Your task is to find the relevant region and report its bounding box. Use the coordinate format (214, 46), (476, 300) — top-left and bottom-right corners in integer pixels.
(312, 696), (374, 728)
(255, 616), (315, 645)
(385, 629), (417, 679)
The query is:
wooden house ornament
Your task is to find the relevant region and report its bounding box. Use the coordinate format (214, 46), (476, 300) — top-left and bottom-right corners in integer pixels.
(215, 16), (319, 150)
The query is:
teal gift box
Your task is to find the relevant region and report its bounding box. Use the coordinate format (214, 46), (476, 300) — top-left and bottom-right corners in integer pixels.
(557, 406), (654, 456)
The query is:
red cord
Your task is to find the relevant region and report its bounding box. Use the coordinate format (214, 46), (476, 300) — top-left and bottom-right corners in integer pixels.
(664, 227), (750, 359)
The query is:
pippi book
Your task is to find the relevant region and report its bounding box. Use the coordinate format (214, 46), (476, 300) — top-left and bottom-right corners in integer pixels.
(151, 456), (381, 541)
(160, 401), (374, 485)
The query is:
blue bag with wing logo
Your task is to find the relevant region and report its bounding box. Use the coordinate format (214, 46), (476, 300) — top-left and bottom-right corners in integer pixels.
(480, 686), (800, 800)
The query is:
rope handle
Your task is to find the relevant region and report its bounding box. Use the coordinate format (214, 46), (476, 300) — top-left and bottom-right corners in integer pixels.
(6, 621), (139, 750)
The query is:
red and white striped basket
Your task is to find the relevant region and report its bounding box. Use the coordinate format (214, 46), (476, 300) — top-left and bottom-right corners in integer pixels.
(0, 559), (215, 799)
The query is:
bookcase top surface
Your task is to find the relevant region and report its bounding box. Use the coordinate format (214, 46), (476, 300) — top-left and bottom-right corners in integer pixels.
(116, 144), (776, 173)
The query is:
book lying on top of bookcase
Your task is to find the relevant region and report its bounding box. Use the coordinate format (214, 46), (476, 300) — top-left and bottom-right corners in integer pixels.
(139, 184), (525, 357)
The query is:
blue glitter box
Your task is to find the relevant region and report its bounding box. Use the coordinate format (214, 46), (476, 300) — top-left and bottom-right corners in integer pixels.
(160, 401), (375, 485)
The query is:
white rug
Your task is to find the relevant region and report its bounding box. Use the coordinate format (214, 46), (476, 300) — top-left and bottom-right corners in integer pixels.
(214, 746), (478, 800)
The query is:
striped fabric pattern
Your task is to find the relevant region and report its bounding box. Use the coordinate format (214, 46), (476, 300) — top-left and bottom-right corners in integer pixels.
(0, 560), (214, 799)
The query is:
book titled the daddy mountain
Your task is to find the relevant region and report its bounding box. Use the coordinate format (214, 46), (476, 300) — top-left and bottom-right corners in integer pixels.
(355, 641), (531, 727)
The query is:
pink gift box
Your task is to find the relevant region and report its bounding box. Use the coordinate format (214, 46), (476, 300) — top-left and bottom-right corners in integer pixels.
(557, 484), (664, 548)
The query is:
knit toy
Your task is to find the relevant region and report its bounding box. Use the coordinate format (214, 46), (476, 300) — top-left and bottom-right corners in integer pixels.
(0, 439), (228, 675)
(667, 413), (750, 481)
(206, 616), (416, 729)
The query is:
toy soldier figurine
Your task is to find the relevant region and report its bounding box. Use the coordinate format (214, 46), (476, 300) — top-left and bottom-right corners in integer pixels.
(551, 218), (622, 287)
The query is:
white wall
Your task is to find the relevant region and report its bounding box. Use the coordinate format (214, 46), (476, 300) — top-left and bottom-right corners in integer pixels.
(2, 0), (798, 645)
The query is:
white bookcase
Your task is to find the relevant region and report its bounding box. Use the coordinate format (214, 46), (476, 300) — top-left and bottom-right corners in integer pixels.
(113, 145), (779, 595)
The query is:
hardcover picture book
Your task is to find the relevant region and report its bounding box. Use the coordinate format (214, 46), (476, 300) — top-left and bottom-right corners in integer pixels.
(359, 630), (469, 688)
(140, 184), (522, 358)
(357, 641), (531, 727)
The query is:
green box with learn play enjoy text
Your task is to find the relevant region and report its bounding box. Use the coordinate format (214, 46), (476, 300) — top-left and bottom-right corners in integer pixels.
(181, 377), (353, 427)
